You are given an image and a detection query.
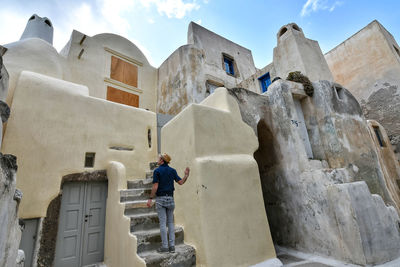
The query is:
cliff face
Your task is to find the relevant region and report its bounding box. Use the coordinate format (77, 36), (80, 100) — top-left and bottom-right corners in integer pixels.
(0, 47), (23, 267)
(0, 154), (22, 267)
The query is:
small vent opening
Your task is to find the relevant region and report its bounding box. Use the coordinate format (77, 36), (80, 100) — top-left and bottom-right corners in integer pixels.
(148, 129), (152, 148)
(394, 45), (400, 58)
(44, 19), (52, 27)
(373, 126), (385, 147)
(279, 27), (287, 37)
(84, 152), (95, 168)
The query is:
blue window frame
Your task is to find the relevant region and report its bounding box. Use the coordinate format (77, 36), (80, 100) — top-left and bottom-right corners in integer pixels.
(224, 56), (235, 75)
(258, 72), (271, 93)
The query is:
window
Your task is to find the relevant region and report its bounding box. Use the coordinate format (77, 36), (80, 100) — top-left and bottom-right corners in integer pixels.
(373, 126), (385, 147)
(223, 56), (235, 76)
(84, 152), (96, 168)
(258, 73), (271, 93)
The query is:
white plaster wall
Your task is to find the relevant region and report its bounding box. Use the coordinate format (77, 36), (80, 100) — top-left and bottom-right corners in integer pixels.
(2, 71), (157, 218)
(105, 162), (146, 267)
(162, 88), (277, 266)
(3, 38), (64, 106)
(62, 30), (157, 112)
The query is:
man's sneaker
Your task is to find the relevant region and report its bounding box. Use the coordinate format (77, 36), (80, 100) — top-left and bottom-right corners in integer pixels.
(169, 246), (175, 253)
(157, 247), (169, 253)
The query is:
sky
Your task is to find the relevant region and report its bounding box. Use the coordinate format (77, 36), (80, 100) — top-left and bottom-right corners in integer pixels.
(0, 0), (399, 68)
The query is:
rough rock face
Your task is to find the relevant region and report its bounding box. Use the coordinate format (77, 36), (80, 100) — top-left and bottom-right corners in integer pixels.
(0, 45), (22, 267)
(361, 81), (400, 160)
(0, 153), (22, 267)
(0, 46), (9, 101)
(228, 80), (400, 265)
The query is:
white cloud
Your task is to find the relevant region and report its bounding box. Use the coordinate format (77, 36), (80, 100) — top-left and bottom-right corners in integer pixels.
(0, 9), (30, 45)
(141, 0), (200, 19)
(195, 19), (202, 25)
(53, 2), (156, 65)
(301, 0), (343, 17)
(329, 1), (343, 12)
(0, 0), (201, 65)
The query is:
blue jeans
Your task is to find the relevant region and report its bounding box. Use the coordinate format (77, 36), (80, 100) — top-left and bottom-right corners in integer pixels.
(156, 196), (175, 248)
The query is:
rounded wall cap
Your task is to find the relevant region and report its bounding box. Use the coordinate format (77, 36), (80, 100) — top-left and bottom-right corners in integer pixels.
(4, 38), (63, 79)
(277, 23), (304, 41)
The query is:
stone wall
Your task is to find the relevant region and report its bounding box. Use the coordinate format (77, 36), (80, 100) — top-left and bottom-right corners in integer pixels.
(228, 81), (400, 265)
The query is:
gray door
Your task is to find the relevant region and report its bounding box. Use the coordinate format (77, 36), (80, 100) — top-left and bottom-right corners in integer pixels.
(54, 182), (107, 267)
(19, 218), (39, 267)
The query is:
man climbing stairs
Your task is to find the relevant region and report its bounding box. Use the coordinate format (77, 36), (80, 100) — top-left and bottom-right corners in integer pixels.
(119, 163), (196, 266)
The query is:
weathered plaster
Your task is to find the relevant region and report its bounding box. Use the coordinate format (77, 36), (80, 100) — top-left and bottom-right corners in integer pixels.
(228, 80), (400, 265)
(273, 23), (333, 82)
(367, 120), (400, 211)
(157, 22), (259, 115)
(325, 20), (400, 159)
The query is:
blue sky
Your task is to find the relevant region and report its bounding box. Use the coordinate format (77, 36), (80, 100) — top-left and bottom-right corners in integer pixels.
(1, 0), (399, 68)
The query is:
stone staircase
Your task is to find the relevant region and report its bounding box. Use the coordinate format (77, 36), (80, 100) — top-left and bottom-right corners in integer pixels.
(121, 163), (196, 267)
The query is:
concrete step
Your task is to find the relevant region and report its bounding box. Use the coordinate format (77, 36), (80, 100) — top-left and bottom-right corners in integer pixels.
(124, 200), (156, 215)
(135, 227), (184, 253)
(127, 178), (153, 189)
(130, 212), (159, 233)
(138, 244), (196, 267)
(308, 159), (329, 170)
(146, 170), (154, 179)
(120, 188), (152, 202)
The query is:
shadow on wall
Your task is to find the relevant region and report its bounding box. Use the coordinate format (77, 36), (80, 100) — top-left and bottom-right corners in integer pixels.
(253, 119), (283, 244)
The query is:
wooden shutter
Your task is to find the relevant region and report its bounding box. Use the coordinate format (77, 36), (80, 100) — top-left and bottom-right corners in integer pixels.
(107, 86), (139, 108)
(110, 56), (138, 88)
